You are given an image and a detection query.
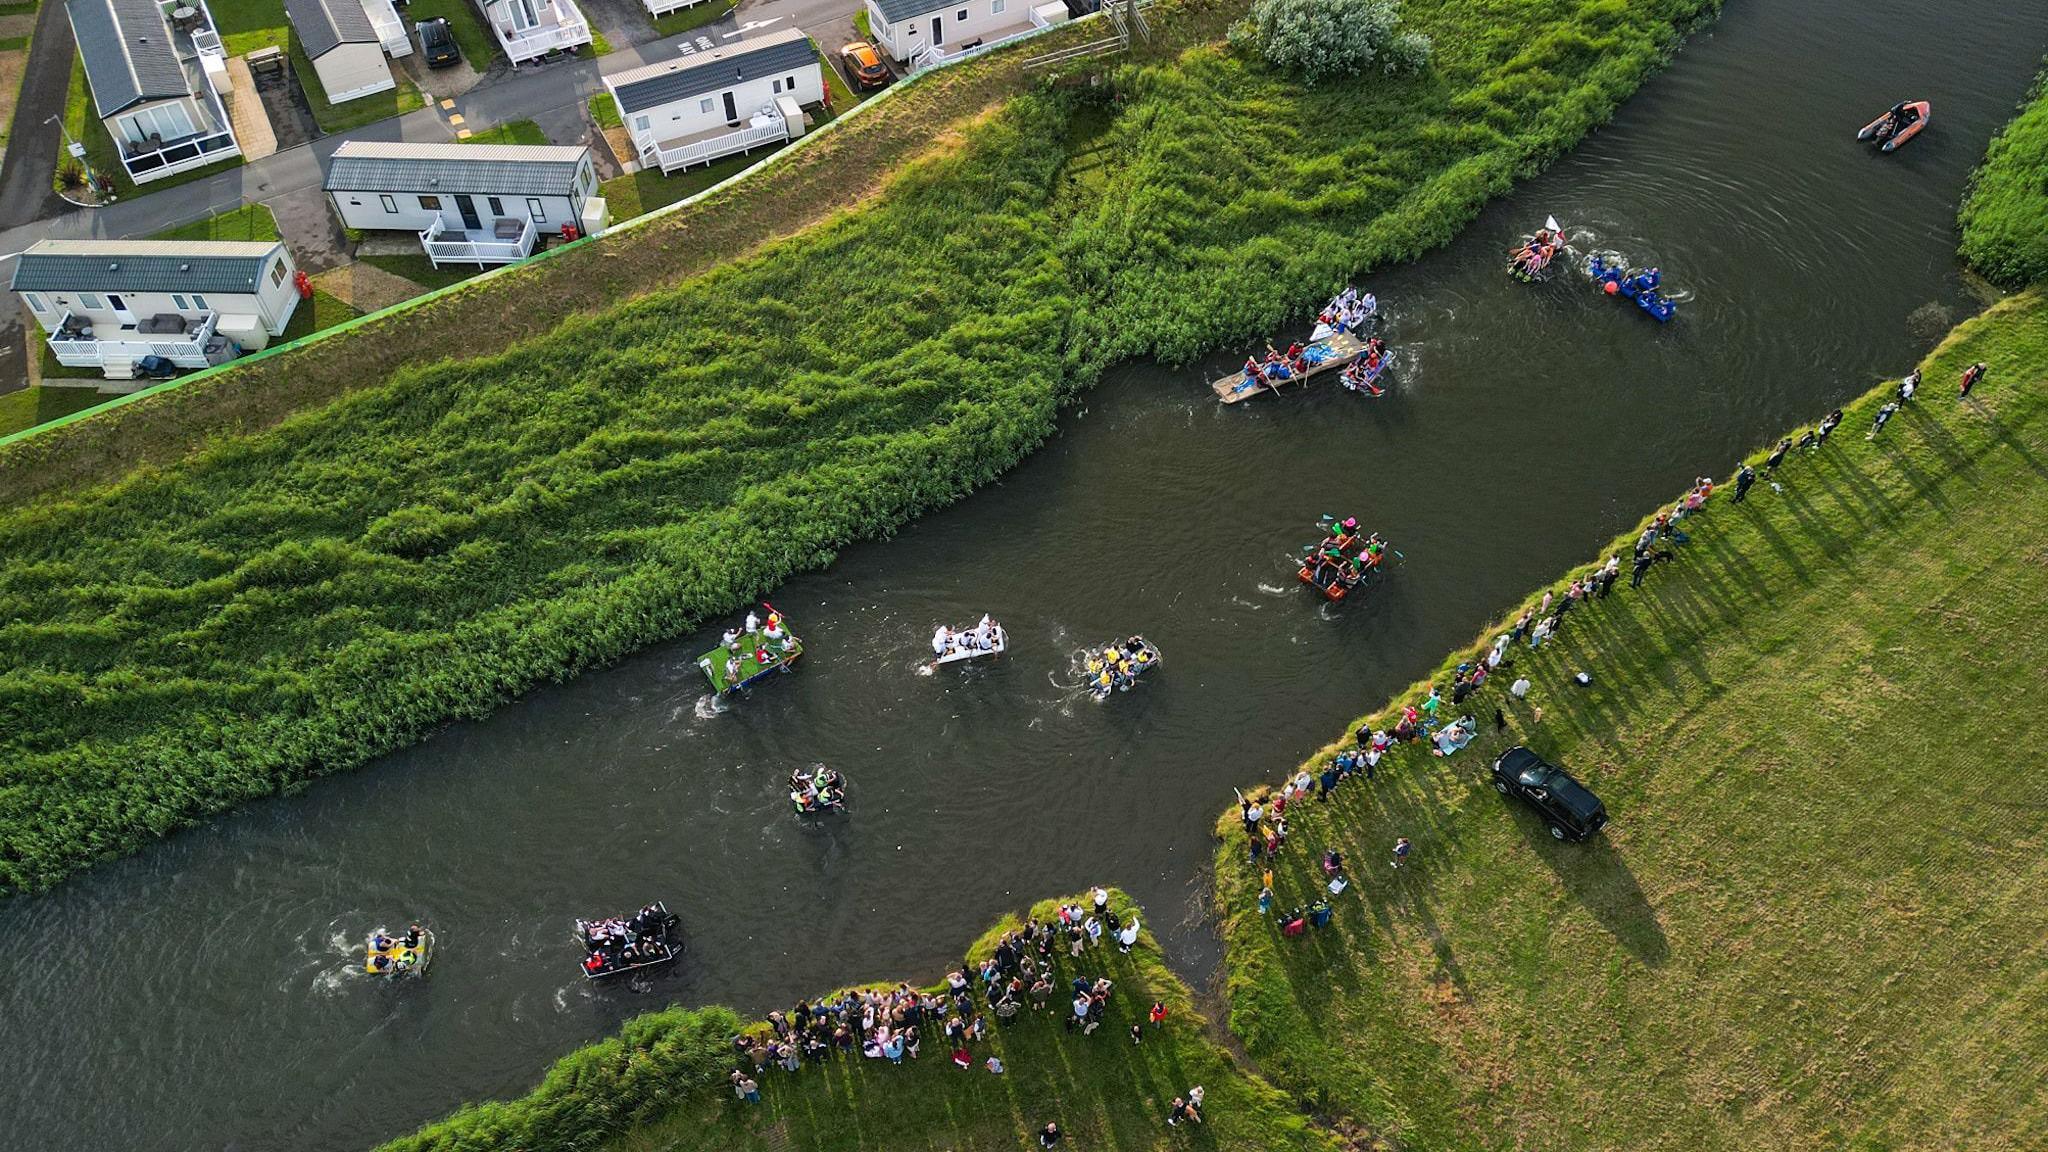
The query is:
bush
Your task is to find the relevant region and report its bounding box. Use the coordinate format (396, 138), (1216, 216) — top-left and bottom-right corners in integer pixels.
(1230, 0), (1432, 84)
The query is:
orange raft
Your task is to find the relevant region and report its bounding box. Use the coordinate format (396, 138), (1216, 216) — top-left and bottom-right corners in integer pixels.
(1857, 100), (1930, 153)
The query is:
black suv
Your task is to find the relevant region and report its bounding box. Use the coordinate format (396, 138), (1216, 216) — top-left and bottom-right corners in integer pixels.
(1490, 746), (1608, 841)
(417, 18), (461, 68)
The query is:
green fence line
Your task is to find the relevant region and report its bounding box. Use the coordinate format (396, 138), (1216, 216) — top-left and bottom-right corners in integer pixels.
(0, 14), (1100, 452)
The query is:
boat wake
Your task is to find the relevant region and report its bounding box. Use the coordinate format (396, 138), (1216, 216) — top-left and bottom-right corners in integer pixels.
(692, 694), (729, 720)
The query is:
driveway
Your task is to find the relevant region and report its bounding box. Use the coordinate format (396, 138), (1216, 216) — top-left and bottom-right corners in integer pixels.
(0, 0), (77, 227)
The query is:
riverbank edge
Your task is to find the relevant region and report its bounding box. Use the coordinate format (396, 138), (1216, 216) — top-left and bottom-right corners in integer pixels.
(1, 0), (1724, 898)
(1958, 53), (2048, 288)
(1205, 282), (2048, 1147)
(373, 889), (1332, 1152)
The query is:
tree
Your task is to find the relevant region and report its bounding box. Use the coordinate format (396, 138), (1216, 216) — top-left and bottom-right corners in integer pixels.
(1231, 0), (1433, 84)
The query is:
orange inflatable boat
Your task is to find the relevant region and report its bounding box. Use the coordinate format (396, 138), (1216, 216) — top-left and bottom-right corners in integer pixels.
(1858, 101), (1930, 152)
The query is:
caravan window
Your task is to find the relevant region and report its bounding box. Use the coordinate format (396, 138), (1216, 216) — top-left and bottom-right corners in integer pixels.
(489, 196), (505, 215)
(80, 293), (102, 310)
(635, 114), (651, 131)
(25, 293), (46, 313)
(772, 79), (782, 94)
(993, 0), (1005, 12)
(698, 98), (712, 114)
(380, 194), (398, 213)
(172, 295), (189, 310)
(270, 259), (288, 287)
(193, 296), (208, 310)
(528, 198), (547, 223)
(419, 195), (442, 210)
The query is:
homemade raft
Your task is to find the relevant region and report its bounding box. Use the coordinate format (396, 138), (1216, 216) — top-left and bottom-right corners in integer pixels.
(699, 605), (801, 694)
(1211, 333), (1366, 404)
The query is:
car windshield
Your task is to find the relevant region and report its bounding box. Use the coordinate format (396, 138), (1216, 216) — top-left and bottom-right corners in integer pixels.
(1517, 766), (1549, 787)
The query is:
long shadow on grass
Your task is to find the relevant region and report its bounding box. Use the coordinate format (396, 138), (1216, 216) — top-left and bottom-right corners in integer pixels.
(1513, 808), (1669, 967)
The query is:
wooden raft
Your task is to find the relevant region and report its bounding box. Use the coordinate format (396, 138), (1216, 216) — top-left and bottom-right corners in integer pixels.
(1210, 332), (1366, 404)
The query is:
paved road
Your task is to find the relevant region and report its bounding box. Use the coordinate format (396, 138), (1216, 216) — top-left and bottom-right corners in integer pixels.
(0, 0), (78, 229)
(738, 0), (865, 55)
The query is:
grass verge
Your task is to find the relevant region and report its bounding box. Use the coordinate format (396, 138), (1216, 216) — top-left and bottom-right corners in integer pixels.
(1215, 288), (2048, 1152)
(378, 891), (1337, 1152)
(651, 1), (735, 39)
(460, 118), (549, 145)
(148, 203), (280, 243)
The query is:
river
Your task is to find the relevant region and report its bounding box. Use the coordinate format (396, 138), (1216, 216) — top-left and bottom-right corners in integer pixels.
(4, 2), (2044, 1148)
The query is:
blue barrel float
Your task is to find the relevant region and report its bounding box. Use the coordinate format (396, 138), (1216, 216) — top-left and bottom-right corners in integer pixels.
(1588, 254), (1677, 323)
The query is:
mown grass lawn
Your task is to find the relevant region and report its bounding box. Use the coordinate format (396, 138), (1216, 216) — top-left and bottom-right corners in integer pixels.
(1218, 289), (2048, 1152)
(651, 1), (734, 40)
(404, 0), (499, 68)
(279, 288), (364, 343)
(0, 386), (112, 439)
(460, 118), (549, 145)
(598, 143), (788, 219)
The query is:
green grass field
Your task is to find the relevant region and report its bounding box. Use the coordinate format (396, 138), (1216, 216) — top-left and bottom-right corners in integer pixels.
(651, 1), (735, 40)
(381, 893), (1338, 1152)
(1216, 288), (2048, 1152)
(460, 119), (549, 146)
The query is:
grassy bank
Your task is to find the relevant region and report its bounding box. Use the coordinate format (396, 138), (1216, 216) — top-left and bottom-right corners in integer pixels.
(1214, 287), (2048, 1150)
(1959, 57), (2048, 288)
(0, 0), (1717, 894)
(379, 892), (1336, 1152)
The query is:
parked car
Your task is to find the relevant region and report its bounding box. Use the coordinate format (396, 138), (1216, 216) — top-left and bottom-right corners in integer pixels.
(418, 18), (461, 68)
(133, 356), (177, 380)
(1489, 746), (1608, 841)
(839, 41), (890, 91)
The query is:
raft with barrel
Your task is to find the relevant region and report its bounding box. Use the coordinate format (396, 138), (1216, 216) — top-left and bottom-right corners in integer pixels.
(1587, 255), (1677, 323)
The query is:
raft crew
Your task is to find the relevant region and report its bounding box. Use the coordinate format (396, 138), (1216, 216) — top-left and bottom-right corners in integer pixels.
(1510, 228), (1561, 278)
(1340, 337), (1389, 396)
(1317, 288), (1377, 335)
(1085, 637), (1156, 696)
(579, 903), (676, 977)
(932, 615), (1003, 661)
(1302, 520), (1388, 593)
(791, 765), (846, 813)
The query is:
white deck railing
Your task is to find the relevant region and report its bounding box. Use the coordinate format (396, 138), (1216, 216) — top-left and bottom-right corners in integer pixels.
(361, 0), (414, 56)
(122, 126), (240, 182)
(47, 311), (221, 371)
(641, 115), (790, 173)
(490, 0), (593, 64)
(642, 0), (704, 15)
(911, 15), (1054, 72)
(420, 217), (539, 267)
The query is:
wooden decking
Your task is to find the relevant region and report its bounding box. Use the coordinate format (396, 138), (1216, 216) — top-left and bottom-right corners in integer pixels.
(1210, 332), (1366, 404)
